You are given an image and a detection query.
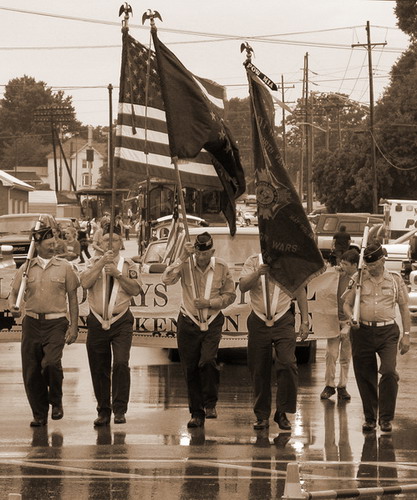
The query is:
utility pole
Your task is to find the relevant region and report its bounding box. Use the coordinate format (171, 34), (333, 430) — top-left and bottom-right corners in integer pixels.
(352, 21), (386, 213)
(277, 75), (294, 165)
(34, 104), (73, 194)
(304, 53), (314, 214)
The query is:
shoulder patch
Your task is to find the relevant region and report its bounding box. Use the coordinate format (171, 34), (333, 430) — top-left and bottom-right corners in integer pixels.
(347, 278), (355, 290)
(128, 269), (138, 279)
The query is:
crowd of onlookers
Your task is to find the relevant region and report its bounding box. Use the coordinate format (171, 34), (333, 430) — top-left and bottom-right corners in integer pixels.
(54, 212), (138, 264)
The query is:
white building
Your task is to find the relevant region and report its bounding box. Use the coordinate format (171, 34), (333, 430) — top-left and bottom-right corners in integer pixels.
(45, 139), (107, 192)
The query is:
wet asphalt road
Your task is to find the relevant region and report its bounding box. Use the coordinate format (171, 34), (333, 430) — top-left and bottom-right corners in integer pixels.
(2, 239), (417, 499)
(2, 337), (417, 500)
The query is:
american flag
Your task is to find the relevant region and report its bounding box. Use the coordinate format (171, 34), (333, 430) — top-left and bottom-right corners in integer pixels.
(162, 190), (183, 264)
(114, 34), (228, 190)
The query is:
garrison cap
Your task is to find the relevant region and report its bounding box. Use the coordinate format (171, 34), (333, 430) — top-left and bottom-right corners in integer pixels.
(364, 243), (384, 263)
(32, 226), (54, 243)
(194, 232), (213, 251)
(102, 223), (122, 236)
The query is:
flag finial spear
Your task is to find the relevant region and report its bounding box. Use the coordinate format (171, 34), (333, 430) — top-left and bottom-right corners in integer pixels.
(119, 3), (132, 33)
(240, 42), (254, 65)
(142, 9), (163, 32)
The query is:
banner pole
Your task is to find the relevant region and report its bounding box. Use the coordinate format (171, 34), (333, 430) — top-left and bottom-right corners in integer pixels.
(242, 42), (273, 322)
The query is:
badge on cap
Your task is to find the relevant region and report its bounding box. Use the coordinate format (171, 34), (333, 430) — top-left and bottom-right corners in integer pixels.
(194, 232), (213, 251)
(32, 226), (54, 243)
(364, 243), (384, 263)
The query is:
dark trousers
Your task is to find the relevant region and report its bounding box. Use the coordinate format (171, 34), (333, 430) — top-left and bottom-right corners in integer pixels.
(247, 310), (298, 421)
(350, 323), (400, 422)
(86, 310), (133, 417)
(176, 312), (223, 418)
(79, 243), (91, 263)
(21, 316), (68, 420)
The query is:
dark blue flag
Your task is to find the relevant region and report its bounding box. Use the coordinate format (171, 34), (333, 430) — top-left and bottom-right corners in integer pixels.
(246, 68), (325, 295)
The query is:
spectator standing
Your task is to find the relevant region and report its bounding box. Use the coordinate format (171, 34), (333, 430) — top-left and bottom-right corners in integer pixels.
(332, 225), (351, 264)
(61, 227), (81, 262)
(78, 225), (92, 264)
(320, 249), (359, 401)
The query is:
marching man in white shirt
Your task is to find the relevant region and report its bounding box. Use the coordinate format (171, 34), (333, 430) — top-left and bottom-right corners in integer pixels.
(80, 223), (141, 427)
(239, 253), (309, 432)
(162, 232), (236, 429)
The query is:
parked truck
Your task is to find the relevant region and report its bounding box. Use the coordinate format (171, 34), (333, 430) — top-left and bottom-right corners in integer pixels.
(380, 199), (417, 240)
(313, 213), (383, 260)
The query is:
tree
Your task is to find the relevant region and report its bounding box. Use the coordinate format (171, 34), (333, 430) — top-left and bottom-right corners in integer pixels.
(395, 0), (417, 39)
(1, 135), (50, 170)
(313, 134), (376, 212)
(283, 92), (368, 207)
(225, 97), (255, 192)
(0, 75), (81, 166)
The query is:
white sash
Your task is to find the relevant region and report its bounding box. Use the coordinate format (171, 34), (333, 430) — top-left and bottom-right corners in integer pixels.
(202, 256), (215, 323)
(183, 256), (218, 329)
(97, 257), (125, 330)
(257, 254), (281, 326)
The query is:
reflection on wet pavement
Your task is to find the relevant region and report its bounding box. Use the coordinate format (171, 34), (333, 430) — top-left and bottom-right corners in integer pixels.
(1, 340), (417, 499)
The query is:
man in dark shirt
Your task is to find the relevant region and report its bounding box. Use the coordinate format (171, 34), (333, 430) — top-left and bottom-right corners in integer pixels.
(332, 225), (351, 264)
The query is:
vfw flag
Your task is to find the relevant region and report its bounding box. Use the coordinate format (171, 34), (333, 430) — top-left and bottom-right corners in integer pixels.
(246, 68), (325, 296)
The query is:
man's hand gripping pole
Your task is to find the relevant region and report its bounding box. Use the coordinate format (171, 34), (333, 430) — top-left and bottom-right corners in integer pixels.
(13, 216), (43, 313)
(351, 223), (371, 329)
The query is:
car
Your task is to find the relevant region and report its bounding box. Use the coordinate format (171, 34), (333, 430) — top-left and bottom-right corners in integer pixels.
(314, 213), (384, 260)
(151, 214), (207, 240)
(0, 213), (58, 267)
(408, 269), (417, 317)
(0, 245), (15, 270)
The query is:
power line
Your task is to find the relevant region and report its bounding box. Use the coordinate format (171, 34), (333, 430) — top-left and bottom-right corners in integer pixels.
(0, 7), (407, 52)
(372, 131), (417, 171)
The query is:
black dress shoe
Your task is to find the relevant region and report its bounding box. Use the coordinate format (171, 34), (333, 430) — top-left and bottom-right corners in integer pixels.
(275, 412), (291, 431)
(379, 420), (392, 433)
(253, 419), (269, 430)
(187, 417), (205, 428)
(362, 419), (377, 432)
(94, 416), (110, 427)
(30, 418), (47, 427)
(51, 406), (64, 420)
(114, 414), (126, 424)
(205, 407), (217, 419)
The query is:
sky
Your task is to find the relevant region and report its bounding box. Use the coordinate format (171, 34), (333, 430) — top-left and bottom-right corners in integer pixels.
(0, 0), (410, 127)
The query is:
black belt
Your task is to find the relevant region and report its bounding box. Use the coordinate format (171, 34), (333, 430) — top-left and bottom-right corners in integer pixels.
(26, 312), (66, 321)
(360, 320), (395, 327)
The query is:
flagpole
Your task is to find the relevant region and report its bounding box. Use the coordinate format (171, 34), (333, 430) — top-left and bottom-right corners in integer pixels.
(102, 83), (115, 326)
(143, 10), (207, 331)
(242, 42), (273, 322)
(172, 162), (207, 331)
(104, 1), (130, 325)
